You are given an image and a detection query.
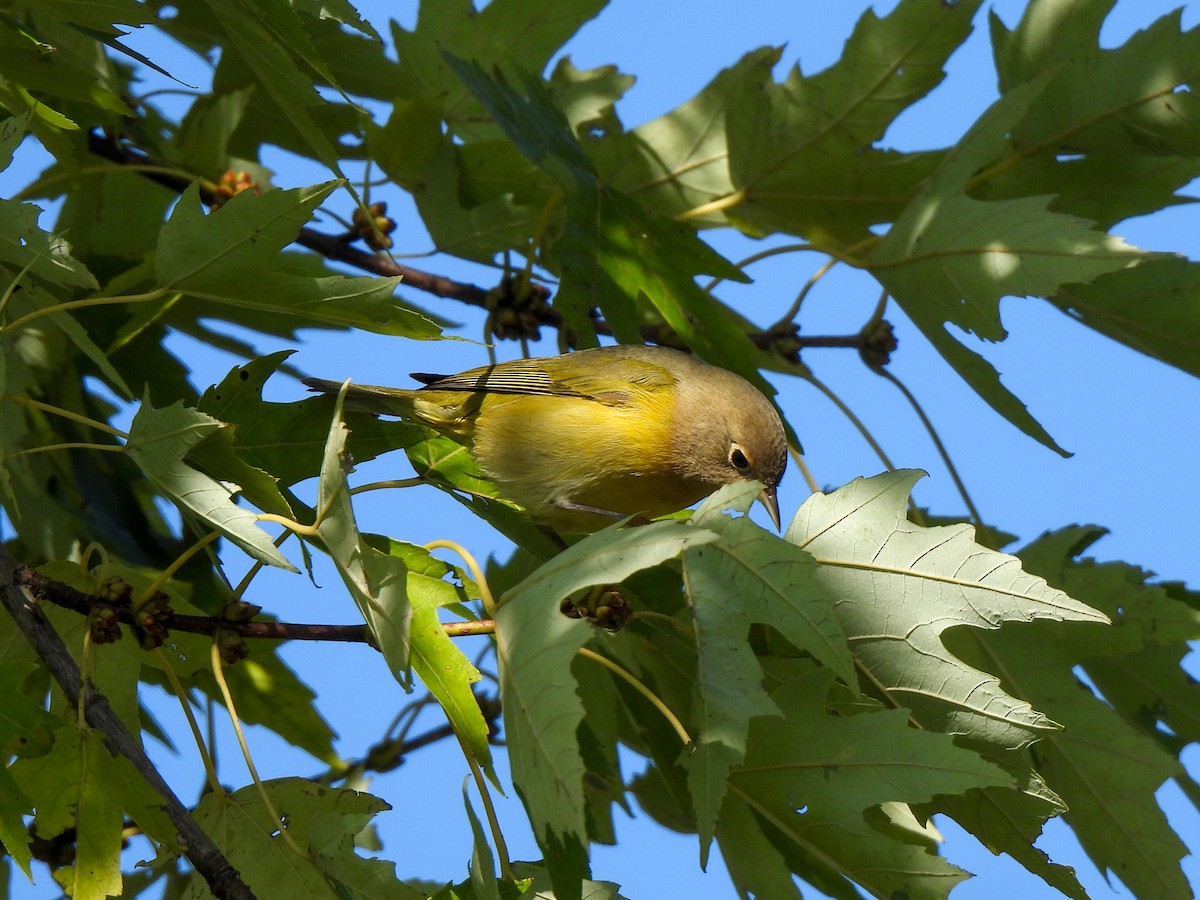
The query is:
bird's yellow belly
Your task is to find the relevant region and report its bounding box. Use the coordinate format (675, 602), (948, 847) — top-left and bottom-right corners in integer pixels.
(469, 392), (702, 531)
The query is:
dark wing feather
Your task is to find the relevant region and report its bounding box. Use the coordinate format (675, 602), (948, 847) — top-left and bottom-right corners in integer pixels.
(412, 348), (677, 404)
(413, 359), (591, 398)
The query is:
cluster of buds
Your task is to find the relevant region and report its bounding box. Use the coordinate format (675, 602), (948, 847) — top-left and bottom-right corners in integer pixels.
(762, 321), (804, 366)
(95, 574), (132, 604)
(90, 575), (132, 645)
(352, 201), (396, 251)
(132, 591), (172, 651)
(221, 599), (263, 622)
(90, 605), (123, 645)
(560, 586), (632, 632)
(210, 169), (261, 208)
(859, 318), (898, 370)
(486, 276), (550, 342)
(215, 629), (250, 666)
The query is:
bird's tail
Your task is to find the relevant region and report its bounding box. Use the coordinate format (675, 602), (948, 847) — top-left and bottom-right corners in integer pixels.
(301, 378), (417, 417)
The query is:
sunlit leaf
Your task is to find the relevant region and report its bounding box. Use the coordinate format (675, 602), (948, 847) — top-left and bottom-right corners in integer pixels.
(184, 778), (406, 899)
(787, 470), (1107, 748)
(719, 667), (1007, 899)
(125, 397), (296, 570)
(496, 521), (716, 892)
(315, 385), (416, 683)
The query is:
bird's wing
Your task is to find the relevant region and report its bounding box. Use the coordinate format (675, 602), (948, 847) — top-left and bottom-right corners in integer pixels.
(414, 354), (674, 404)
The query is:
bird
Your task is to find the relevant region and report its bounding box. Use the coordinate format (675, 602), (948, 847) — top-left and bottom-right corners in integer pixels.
(303, 344), (788, 533)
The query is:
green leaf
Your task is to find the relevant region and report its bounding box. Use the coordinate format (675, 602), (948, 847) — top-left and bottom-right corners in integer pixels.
(446, 56), (596, 191)
(786, 471), (1107, 748)
(373, 537), (494, 782)
(200, 651), (339, 764)
(393, 0), (607, 138)
(199, 0), (348, 175)
(450, 57), (768, 377)
(727, 0), (980, 243)
(926, 773), (1088, 900)
(870, 75), (1146, 454)
(155, 182), (440, 339)
(184, 778), (404, 899)
(367, 97), (552, 262)
(31, 0), (156, 33)
(0, 766), (32, 878)
(941, 526), (1200, 897)
(681, 486), (855, 856)
(951, 621), (1190, 899)
(0, 110), (33, 171)
(0, 661), (56, 758)
(315, 386), (415, 683)
(174, 86), (255, 176)
(10, 280), (132, 399)
(125, 396), (296, 570)
(0, 27), (130, 118)
(404, 431), (562, 558)
(13, 726), (174, 898)
(719, 667), (1006, 899)
(1052, 257), (1200, 380)
(0, 200), (96, 290)
(56, 730), (124, 898)
(495, 521), (717, 889)
(464, 784), (501, 900)
(978, 151), (1200, 231)
(549, 56), (633, 135)
(597, 48), (777, 223)
(992, 4), (1200, 156)
(197, 352), (428, 488)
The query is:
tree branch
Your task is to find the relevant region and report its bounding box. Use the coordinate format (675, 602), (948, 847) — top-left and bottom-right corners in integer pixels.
(0, 546), (255, 900)
(16, 565), (496, 644)
(16, 567), (371, 644)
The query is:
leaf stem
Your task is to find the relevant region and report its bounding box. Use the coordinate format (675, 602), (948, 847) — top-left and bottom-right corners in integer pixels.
(1, 395), (129, 438)
(872, 366), (983, 528)
(702, 242), (815, 295)
(255, 513), (319, 538)
(209, 640), (309, 859)
(444, 619), (496, 637)
(790, 444), (821, 495)
(2, 288), (169, 334)
(578, 646), (692, 745)
(677, 188), (746, 222)
(153, 647), (224, 796)
(5, 441), (125, 460)
(802, 373), (897, 471)
(771, 256), (837, 327)
(456, 731), (514, 880)
(133, 530), (221, 610)
(424, 539), (496, 619)
(348, 478), (425, 494)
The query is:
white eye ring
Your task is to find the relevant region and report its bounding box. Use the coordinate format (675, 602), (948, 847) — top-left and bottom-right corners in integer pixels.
(729, 446), (750, 470)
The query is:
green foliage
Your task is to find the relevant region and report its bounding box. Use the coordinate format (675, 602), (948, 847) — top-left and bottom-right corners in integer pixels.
(0, 1), (1197, 899)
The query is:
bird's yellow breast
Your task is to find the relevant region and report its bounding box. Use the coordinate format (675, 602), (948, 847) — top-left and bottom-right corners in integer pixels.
(464, 386), (704, 531)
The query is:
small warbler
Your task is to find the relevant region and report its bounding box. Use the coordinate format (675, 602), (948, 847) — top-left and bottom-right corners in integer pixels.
(304, 344), (787, 533)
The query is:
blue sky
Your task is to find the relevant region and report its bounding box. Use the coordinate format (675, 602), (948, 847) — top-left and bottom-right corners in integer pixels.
(5, 1), (1200, 898)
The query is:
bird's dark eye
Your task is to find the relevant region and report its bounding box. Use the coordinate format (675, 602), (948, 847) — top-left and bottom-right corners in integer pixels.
(729, 446), (750, 470)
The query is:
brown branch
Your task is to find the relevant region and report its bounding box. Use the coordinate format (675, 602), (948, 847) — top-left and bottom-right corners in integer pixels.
(323, 692), (504, 782)
(16, 567), (370, 644)
(0, 547), (255, 900)
(16, 565), (496, 645)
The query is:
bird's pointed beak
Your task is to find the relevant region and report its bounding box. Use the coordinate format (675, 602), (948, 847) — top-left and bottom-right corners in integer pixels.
(758, 484), (781, 531)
